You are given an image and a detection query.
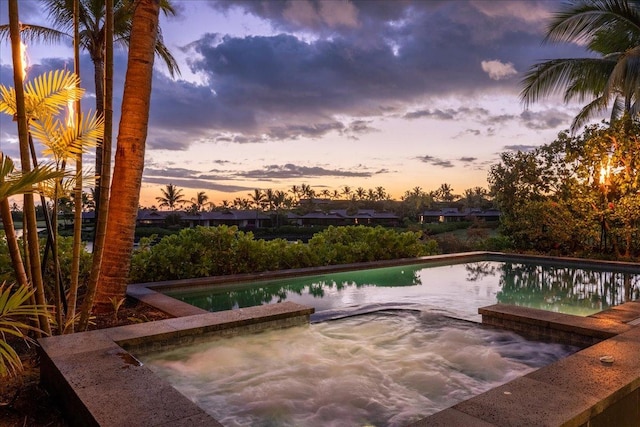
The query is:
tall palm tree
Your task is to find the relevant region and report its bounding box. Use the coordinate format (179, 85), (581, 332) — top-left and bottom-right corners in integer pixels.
(521, 0), (640, 131)
(93, 0), (161, 313)
(156, 183), (186, 210)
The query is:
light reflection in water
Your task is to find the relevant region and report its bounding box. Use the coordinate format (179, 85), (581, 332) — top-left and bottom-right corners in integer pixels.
(142, 311), (578, 427)
(165, 261), (640, 321)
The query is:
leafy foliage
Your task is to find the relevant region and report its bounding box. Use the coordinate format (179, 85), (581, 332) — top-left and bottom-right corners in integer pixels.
(129, 225), (438, 282)
(0, 283), (52, 377)
(489, 118), (640, 257)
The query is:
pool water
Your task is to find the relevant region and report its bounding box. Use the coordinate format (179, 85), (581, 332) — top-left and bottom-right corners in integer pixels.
(164, 261), (640, 321)
(142, 311), (578, 427)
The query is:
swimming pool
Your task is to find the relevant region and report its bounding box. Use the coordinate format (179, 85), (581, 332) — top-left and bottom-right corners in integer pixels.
(163, 260), (640, 321)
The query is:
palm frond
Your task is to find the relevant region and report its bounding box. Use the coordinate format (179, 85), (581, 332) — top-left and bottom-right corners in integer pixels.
(0, 154), (64, 200)
(570, 94), (611, 133)
(520, 57), (615, 106)
(604, 44), (640, 103)
(0, 282), (52, 377)
(31, 110), (104, 162)
(37, 168), (95, 199)
(611, 94), (626, 118)
(24, 70), (83, 121)
(155, 28), (181, 78)
(0, 23), (70, 44)
(546, 0), (640, 48)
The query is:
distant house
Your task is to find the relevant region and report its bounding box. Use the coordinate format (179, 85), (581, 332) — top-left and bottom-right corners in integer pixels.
(290, 209), (399, 227)
(419, 207), (501, 223)
(181, 210), (270, 229)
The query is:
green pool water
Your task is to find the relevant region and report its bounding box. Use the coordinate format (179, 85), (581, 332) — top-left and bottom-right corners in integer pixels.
(163, 260), (640, 321)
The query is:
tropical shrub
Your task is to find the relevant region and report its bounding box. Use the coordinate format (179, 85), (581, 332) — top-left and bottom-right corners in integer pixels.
(0, 233), (92, 292)
(129, 225), (438, 282)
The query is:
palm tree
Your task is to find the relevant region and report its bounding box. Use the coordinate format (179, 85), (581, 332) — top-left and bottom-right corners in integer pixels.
(156, 183), (186, 210)
(342, 185), (352, 200)
(375, 186), (387, 201)
(1, 0), (180, 204)
(93, 0), (162, 313)
(355, 187), (366, 200)
(191, 191), (209, 212)
(249, 188), (265, 210)
(435, 183), (456, 203)
(289, 185), (300, 204)
(520, 0), (640, 131)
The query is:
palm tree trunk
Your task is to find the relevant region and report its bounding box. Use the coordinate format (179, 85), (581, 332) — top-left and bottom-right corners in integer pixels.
(0, 199), (29, 290)
(66, 0), (83, 334)
(8, 0), (50, 335)
(94, 0), (160, 314)
(80, 0), (114, 330)
(93, 57), (105, 218)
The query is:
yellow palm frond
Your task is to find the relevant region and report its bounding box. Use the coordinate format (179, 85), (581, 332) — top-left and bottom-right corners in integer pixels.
(24, 70), (83, 122)
(31, 110), (104, 162)
(36, 168), (94, 199)
(0, 70), (82, 122)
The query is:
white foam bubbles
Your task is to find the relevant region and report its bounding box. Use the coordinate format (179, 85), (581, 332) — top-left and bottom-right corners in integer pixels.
(143, 311), (577, 427)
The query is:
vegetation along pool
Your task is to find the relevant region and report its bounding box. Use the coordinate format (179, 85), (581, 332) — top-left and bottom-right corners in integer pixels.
(163, 260), (640, 322)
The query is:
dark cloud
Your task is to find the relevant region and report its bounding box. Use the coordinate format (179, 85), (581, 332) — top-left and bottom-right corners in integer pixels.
(415, 155), (454, 168)
(458, 156), (477, 163)
(143, 176), (253, 193)
(135, 0), (587, 150)
(238, 163), (379, 180)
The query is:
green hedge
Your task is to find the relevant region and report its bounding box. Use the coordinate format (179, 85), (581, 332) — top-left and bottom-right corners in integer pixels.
(129, 225), (438, 282)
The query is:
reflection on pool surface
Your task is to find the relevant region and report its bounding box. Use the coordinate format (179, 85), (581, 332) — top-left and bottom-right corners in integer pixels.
(142, 311), (578, 427)
(164, 261), (640, 321)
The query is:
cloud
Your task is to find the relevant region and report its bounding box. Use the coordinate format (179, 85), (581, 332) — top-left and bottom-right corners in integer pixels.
(282, 0), (360, 30)
(238, 163), (381, 180)
(415, 155), (454, 168)
(502, 144), (538, 152)
(458, 156), (478, 163)
(143, 176), (253, 193)
(481, 59), (518, 80)
(520, 109), (571, 130)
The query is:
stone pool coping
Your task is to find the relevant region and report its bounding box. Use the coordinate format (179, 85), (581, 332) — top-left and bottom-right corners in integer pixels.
(413, 301), (640, 426)
(39, 252), (640, 426)
(39, 302), (313, 426)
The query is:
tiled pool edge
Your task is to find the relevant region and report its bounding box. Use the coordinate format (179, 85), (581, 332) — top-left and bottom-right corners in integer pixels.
(38, 302), (313, 427)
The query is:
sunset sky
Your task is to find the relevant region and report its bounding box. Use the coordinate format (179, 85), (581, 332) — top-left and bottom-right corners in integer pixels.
(0, 0), (596, 206)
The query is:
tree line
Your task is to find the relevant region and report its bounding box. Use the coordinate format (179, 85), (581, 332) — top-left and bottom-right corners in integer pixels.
(147, 182), (493, 216)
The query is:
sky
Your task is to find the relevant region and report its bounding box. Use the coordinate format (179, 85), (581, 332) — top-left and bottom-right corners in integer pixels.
(0, 0), (595, 207)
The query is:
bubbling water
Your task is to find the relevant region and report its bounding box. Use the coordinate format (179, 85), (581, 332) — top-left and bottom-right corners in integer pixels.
(142, 311), (577, 427)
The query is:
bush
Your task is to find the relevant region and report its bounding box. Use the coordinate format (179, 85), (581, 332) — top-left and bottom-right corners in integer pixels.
(129, 225), (439, 282)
